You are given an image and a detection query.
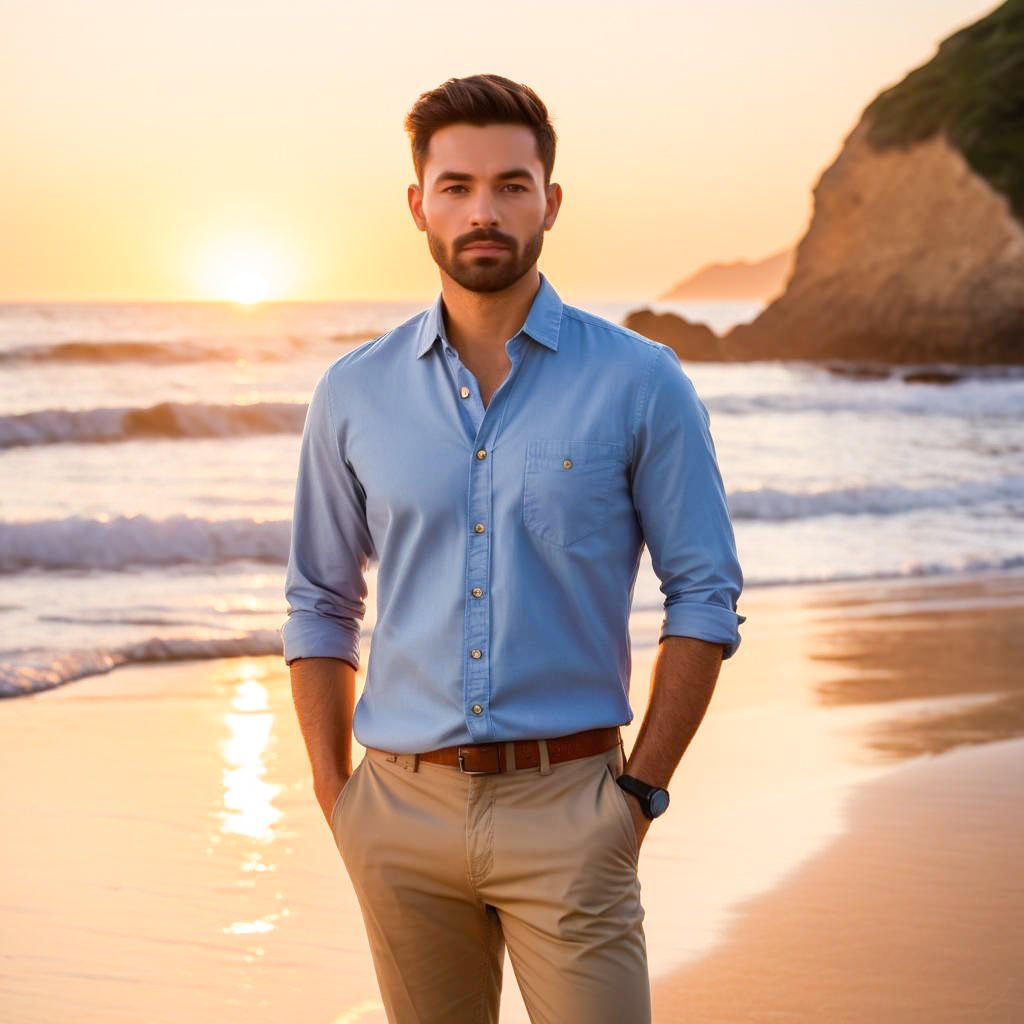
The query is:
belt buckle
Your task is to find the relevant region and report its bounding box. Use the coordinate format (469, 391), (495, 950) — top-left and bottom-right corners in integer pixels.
(457, 745), (502, 775)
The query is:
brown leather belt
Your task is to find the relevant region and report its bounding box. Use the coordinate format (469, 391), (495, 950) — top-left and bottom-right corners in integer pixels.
(369, 725), (622, 775)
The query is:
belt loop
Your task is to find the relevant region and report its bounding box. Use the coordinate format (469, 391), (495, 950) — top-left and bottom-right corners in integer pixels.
(504, 741), (517, 772)
(537, 738), (552, 775)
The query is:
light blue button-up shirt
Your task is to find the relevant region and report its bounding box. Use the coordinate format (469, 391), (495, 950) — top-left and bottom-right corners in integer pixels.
(282, 271), (745, 753)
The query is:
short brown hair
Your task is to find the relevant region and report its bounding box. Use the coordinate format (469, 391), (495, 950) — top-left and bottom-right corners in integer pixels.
(404, 74), (557, 187)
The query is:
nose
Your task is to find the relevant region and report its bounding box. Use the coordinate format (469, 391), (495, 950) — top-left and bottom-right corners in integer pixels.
(469, 191), (500, 228)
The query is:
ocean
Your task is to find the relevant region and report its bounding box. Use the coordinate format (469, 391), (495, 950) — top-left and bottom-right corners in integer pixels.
(2, 295), (1022, 696)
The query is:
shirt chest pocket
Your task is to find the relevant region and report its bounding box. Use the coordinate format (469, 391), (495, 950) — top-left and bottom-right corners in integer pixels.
(522, 439), (627, 548)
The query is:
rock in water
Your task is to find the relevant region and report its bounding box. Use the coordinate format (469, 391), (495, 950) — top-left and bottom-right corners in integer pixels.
(620, 309), (724, 361)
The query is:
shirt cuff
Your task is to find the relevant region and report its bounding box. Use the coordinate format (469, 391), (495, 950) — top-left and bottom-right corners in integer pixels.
(660, 602), (747, 660)
(281, 610), (361, 669)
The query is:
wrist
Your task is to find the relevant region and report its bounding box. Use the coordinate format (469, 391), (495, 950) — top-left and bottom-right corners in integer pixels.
(616, 773), (671, 820)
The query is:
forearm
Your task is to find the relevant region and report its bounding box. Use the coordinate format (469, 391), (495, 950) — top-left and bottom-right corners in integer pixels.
(290, 656), (357, 803)
(623, 634), (723, 788)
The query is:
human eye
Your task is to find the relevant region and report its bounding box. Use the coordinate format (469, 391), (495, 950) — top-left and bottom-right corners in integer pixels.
(443, 184), (468, 193)
(503, 184), (527, 192)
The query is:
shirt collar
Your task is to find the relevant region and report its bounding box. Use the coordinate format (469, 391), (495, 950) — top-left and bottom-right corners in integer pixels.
(414, 270), (563, 359)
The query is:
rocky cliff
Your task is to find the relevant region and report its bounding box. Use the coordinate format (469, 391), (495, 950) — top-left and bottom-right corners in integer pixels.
(628, 0), (1024, 364)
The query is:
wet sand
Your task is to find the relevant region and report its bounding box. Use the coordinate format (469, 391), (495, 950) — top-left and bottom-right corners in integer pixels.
(1, 568), (1022, 1022)
(650, 566), (1024, 1022)
(651, 736), (1024, 1023)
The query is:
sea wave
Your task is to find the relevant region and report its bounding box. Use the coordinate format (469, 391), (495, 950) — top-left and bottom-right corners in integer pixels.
(0, 338), (301, 364)
(744, 554), (1024, 587)
(0, 630), (287, 697)
(729, 475), (1024, 520)
(0, 401), (307, 448)
(705, 380), (1024, 418)
(3, 475), (1023, 573)
(5, 555), (1024, 696)
(628, 553), (1024, 611)
(0, 330), (380, 366)
(0, 515), (290, 572)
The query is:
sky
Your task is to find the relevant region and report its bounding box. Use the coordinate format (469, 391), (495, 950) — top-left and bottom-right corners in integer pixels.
(0, 0), (1000, 302)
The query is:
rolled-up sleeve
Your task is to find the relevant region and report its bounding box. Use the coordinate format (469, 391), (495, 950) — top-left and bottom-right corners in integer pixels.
(630, 344), (746, 659)
(281, 364), (374, 669)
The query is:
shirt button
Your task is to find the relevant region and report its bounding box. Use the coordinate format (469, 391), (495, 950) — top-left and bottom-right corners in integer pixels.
(563, 458), (573, 469)
(474, 522), (485, 534)
(471, 587), (483, 598)
(476, 448), (487, 460)
(470, 649), (482, 659)
(471, 704), (483, 714)
(460, 386), (470, 399)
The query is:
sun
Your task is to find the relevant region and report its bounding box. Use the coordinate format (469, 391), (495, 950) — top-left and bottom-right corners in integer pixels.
(196, 236), (292, 304)
(227, 269), (270, 305)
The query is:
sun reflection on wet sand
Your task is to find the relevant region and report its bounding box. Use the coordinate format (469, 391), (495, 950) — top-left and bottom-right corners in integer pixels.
(219, 673), (282, 841)
(212, 662), (289, 951)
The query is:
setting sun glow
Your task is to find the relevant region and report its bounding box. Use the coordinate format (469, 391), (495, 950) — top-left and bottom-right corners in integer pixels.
(227, 269), (270, 305)
(197, 238), (291, 304)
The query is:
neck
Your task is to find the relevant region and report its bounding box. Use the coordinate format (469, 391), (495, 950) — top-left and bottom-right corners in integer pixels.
(439, 267), (541, 361)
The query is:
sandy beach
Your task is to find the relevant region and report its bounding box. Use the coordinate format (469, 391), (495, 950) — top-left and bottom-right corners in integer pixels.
(2, 567), (1022, 1022)
(651, 735), (1024, 1023)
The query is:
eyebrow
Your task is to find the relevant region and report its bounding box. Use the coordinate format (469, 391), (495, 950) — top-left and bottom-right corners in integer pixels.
(434, 168), (535, 185)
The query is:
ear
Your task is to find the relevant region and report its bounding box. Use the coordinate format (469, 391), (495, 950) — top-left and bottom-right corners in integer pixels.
(408, 182), (426, 231)
(544, 181), (563, 230)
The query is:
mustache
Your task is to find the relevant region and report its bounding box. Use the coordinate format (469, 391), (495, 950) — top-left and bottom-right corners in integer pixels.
(458, 233), (514, 250)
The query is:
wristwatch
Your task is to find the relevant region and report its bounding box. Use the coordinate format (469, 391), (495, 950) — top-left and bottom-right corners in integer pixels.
(616, 774), (670, 820)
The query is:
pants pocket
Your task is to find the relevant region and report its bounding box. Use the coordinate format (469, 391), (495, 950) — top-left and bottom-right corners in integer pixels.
(605, 756), (639, 862)
(330, 756), (364, 835)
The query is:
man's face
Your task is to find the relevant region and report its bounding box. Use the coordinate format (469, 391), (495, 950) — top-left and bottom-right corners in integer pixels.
(409, 123), (561, 293)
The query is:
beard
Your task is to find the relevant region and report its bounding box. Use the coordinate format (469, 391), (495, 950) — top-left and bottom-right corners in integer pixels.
(426, 223), (546, 294)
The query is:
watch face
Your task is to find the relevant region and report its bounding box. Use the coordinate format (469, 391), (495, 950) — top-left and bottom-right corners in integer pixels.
(649, 789), (670, 817)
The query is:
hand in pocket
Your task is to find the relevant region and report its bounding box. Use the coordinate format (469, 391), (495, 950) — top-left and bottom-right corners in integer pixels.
(318, 772), (352, 829)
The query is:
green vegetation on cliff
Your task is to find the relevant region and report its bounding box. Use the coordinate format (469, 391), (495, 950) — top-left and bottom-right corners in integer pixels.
(863, 0), (1024, 221)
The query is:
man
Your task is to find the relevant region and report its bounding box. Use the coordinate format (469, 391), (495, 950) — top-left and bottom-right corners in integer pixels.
(283, 73), (745, 1024)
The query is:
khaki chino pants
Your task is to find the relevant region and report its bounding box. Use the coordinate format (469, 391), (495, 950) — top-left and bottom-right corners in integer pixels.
(329, 734), (651, 1024)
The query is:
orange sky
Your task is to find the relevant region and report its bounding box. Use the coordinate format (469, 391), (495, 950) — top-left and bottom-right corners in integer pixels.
(0, 0), (999, 302)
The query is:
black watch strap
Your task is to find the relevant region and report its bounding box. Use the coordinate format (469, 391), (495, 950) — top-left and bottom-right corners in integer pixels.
(616, 773), (670, 819)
